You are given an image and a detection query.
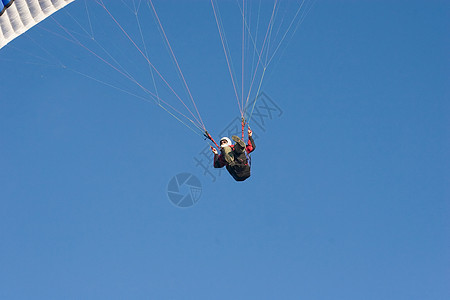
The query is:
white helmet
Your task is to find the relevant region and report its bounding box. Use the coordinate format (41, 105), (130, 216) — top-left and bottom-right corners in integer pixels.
(219, 137), (232, 148)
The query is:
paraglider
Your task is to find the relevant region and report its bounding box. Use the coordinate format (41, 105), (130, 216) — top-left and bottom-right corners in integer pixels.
(1, 1), (313, 182)
(210, 127), (255, 182)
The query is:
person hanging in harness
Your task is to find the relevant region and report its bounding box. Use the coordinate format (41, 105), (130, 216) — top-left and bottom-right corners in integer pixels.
(211, 127), (255, 181)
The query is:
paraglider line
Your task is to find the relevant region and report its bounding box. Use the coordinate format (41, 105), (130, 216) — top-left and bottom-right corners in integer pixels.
(96, 0), (205, 129)
(211, 0), (243, 116)
(51, 17), (204, 134)
(244, 0), (278, 113)
(148, 0), (206, 130)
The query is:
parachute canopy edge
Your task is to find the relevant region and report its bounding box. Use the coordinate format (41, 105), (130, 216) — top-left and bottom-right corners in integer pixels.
(0, 0), (75, 49)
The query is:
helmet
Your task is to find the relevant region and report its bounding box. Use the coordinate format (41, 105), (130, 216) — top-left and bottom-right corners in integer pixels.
(219, 137), (232, 148)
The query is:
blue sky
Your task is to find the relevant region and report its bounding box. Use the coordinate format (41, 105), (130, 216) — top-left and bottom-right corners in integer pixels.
(0, 0), (449, 299)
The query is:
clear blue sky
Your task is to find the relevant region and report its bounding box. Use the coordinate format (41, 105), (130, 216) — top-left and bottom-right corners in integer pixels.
(0, 0), (448, 299)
